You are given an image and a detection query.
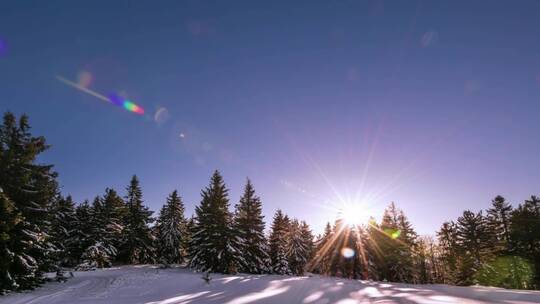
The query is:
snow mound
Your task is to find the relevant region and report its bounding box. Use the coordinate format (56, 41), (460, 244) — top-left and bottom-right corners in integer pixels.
(1, 265), (540, 304)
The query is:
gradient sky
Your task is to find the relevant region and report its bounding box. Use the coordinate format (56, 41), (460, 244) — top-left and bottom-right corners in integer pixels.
(1, 1), (540, 235)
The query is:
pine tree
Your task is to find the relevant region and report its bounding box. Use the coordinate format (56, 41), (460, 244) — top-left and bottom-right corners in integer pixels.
(78, 194), (125, 268)
(78, 196), (118, 269)
(0, 189), (19, 293)
(71, 200), (93, 265)
(189, 171), (242, 273)
(309, 222), (333, 274)
(156, 190), (187, 265)
(268, 210), (290, 274)
(455, 210), (491, 285)
(397, 210), (417, 282)
(509, 196), (540, 289)
(437, 221), (459, 284)
(119, 176), (155, 264)
(49, 195), (78, 267)
(372, 202), (416, 283)
(101, 188), (125, 256)
(486, 195), (513, 253)
(0, 112), (59, 290)
(184, 216), (195, 258)
(233, 180), (269, 273)
(300, 221), (314, 265)
(286, 219), (309, 275)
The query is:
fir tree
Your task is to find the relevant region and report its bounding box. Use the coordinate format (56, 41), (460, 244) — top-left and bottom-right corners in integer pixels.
(119, 175), (155, 264)
(0, 189), (19, 293)
(437, 221), (459, 284)
(189, 171), (242, 273)
(309, 222), (333, 274)
(300, 221), (315, 265)
(71, 200), (93, 265)
(49, 195), (78, 267)
(486, 195), (513, 253)
(268, 210), (290, 274)
(78, 195), (123, 268)
(233, 180), (269, 274)
(0, 112), (58, 290)
(509, 196), (540, 288)
(372, 202), (416, 283)
(286, 219), (309, 275)
(156, 190), (187, 265)
(184, 216), (195, 258)
(455, 210), (491, 285)
(397, 209), (417, 282)
(101, 188), (125, 254)
(79, 196), (118, 268)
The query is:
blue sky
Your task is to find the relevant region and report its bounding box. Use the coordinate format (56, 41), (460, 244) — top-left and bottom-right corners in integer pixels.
(1, 1), (540, 234)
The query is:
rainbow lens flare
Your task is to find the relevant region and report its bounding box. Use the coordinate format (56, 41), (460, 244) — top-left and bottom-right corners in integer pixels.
(56, 75), (145, 116)
(108, 94), (144, 114)
(123, 100), (144, 114)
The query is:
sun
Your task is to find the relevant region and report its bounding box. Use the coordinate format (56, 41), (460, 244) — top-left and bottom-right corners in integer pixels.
(339, 203), (372, 226)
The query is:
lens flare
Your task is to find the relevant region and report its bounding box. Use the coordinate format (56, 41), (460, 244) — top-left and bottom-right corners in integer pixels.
(77, 71), (93, 88)
(384, 228), (401, 239)
(108, 94), (145, 114)
(123, 100), (144, 114)
(341, 247), (355, 258)
(154, 107), (170, 124)
(56, 76), (145, 115)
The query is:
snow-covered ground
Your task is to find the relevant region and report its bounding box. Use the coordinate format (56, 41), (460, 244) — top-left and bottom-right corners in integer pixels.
(2, 266), (540, 304)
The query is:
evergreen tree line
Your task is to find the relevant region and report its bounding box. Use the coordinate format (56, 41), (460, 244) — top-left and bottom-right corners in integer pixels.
(308, 202), (423, 284)
(308, 197), (540, 290)
(0, 110), (314, 293)
(437, 195), (540, 289)
(1, 112), (539, 293)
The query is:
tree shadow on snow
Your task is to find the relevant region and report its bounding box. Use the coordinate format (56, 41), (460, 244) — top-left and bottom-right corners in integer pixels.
(143, 272), (540, 304)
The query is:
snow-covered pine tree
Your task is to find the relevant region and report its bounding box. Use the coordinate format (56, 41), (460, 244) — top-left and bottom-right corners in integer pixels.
(0, 189), (19, 293)
(233, 179), (269, 274)
(71, 200), (93, 265)
(101, 188), (125, 259)
(269, 210), (291, 275)
(78, 196), (118, 268)
(49, 195), (78, 267)
(156, 190), (187, 265)
(286, 219), (309, 275)
(119, 175), (155, 264)
(189, 171), (242, 273)
(78, 190), (126, 268)
(0, 112), (59, 291)
(184, 216), (195, 257)
(300, 221), (314, 263)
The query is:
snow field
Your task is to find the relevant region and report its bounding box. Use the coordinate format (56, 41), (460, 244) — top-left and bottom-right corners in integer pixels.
(2, 265), (540, 304)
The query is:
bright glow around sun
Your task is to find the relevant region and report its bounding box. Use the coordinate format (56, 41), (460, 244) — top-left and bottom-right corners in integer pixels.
(340, 203), (372, 226)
